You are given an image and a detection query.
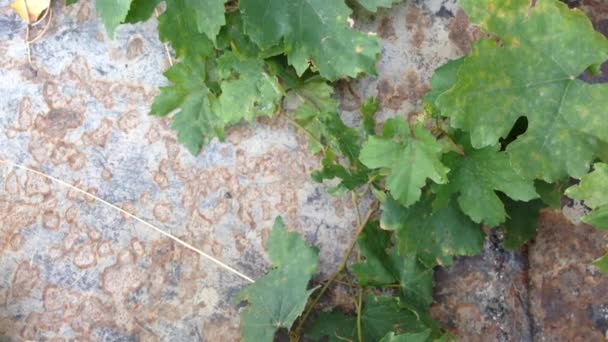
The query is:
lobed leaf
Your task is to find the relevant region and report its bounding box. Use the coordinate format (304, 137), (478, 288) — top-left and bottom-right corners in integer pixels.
(360, 118), (449, 207)
(239, 0), (379, 80)
(437, 0), (608, 181)
(238, 217), (319, 342)
(566, 163), (608, 229)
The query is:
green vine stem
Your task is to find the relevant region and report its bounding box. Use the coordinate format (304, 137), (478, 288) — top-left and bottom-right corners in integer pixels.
(290, 201), (378, 341)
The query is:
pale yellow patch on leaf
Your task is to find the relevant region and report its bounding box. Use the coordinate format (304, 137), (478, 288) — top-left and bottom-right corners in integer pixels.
(10, 0), (50, 23)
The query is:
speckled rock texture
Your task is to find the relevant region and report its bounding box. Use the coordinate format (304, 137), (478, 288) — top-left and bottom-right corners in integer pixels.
(2, 0), (608, 340)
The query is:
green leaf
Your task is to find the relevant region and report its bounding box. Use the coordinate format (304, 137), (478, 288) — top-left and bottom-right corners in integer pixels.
(501, 197), (545, 250)
(593, 253), (608, 274)
(124, 0), (161, 23)
(361, 97), (379, 135)
(357, 0), (402, 11)
(238, 217), (319, 342)
(293, 80), (339, 153)
(435, 133), (538, 227)
(214, 52), (282, 124)
(535, 180), (564, 209)
(424, 57), (464, 108)
(360, 118), (449, 207)
(95, 0), (133, 37)
(381, 197), (484, 267)
(158, 0), (215, 59)
(351, 222), (434, 310)
(437, 0), (608, 181)
(150, 52), (281, 154)
(151, 61), (220, 154)
(305, 311), (356, 342)
(186, 0), (226, 42)
(306, 295), (431, 342)
(217, 12), (264, 58)
(66, 0), (79, 5)
(239, 0), (379, 80)
(566, 163), (608, 229)
(380, 330), (432, 342)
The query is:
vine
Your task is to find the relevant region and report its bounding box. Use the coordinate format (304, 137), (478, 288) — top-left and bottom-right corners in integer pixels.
(56, 0), (608, 340)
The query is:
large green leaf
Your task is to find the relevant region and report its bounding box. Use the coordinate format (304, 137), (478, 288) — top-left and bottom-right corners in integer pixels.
(158, 0), (215, 59)
(306, 295), (431, 342)
(360, 118), (449, 207)
(95, 0), (133, 37)
(185, 0), (226, 42)
(435, 134), (538, 227)
(566, 163), (608, 229)
(238, 0), (379, 80)
(437, 0), (608, 181)
(351, 222), (434, 310)
(124, 0), (161, 23)
(357, 0), (402, 11)
(381, 197), (484, 267)
(237, 217), (319, 342)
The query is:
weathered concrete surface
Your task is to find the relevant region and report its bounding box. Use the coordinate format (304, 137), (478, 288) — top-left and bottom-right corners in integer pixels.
(0, 0), (467, 340)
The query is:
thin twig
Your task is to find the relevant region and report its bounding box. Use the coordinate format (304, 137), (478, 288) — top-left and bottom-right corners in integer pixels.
(291, 202), (378, 341)
(0, 159), (255, 283)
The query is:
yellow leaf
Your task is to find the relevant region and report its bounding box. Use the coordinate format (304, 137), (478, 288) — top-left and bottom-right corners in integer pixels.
(10, 0), (50, 23)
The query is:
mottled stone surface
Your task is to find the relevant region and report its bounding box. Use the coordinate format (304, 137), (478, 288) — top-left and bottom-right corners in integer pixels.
(0, 0), (467, 340)
(430, 231), (533, 342)
(529, 211), (608, 341)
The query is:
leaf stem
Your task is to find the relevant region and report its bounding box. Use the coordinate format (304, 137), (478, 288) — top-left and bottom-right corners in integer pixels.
(290, 202), (378, 341)
(280, 111), (326, 151)
(356, 288), (363, 342)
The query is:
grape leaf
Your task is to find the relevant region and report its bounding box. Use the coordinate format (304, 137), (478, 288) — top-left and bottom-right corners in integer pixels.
(214, 52), (282, 125)
(150, 51), (281, 154)
(357, 0), (402, 12)
(381, 196), (484, 267)
(501, 197), (545, 250)
(565, 163), (608, 229)
(151, 61), (219, 154)
(435, 133), (538, 227)
(351, 222), (434, 310)
(306, 295), (431, 342)
(239, 0), (379, 80)
(437, 0), (608, 181)
(423, 57), (464, 108)
(593, 253), (608, 274)
(158, 0), (215, 59)
(124, 0), (161, 23)
(304, 311), (356, 342)
(293, 80), (340, 153)
(361, 97), (379, 135)
(237, 217), (319, 342)
(380, 330), (431, 342)
(186, 0), (226, 42)
(360, 118), (449, 207)
(95, 0), (133, 37)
